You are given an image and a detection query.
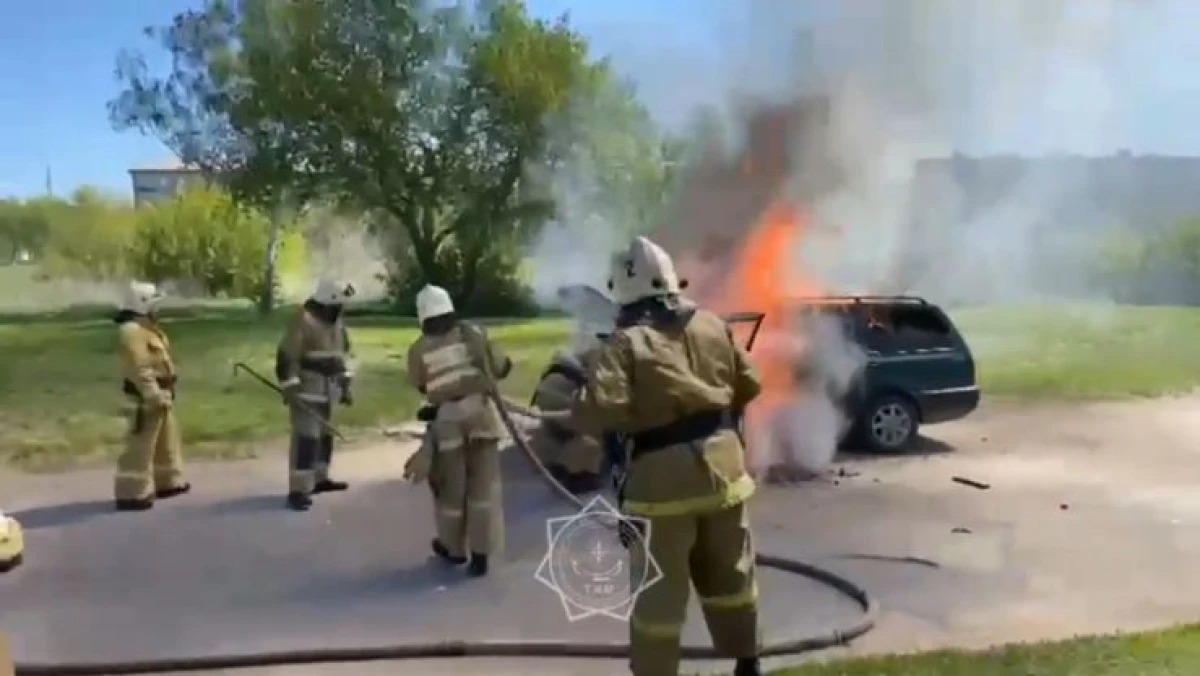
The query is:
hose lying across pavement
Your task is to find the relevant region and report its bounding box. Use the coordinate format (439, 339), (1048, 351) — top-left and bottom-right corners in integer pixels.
(14, 395), (878, 676)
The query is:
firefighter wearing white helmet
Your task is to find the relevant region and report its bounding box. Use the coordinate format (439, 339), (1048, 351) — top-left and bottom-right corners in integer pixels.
(585, 236), (765, 676)
(113, 280), (190, 511)
(0, 509), (25, 573)
(275, 278), (357, 511)
(404, 284), (512, 577)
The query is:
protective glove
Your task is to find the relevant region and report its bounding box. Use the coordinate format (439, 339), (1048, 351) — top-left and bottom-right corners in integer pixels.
(617, 517), (644, 551)
(147, 388), (173, 411)
(403, 445), (432, 483)
(280, 383), (300, 406)
(416, 404), (438, 422)
(338, 375), (353, 405)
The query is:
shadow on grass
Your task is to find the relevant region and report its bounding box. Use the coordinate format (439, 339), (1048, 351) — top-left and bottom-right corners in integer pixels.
(13, 499), (114, 530)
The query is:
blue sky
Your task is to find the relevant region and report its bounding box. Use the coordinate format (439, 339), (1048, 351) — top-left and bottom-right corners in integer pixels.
(1, 0), (1198, 199)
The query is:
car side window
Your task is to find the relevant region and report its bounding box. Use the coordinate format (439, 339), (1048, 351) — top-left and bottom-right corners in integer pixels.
(889, 306), (956, 351)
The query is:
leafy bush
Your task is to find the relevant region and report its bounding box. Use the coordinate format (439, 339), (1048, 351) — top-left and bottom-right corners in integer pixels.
(40, 188), (138, 280)
(1097, 218), (1200, 305)
(129, 186), (306, 303)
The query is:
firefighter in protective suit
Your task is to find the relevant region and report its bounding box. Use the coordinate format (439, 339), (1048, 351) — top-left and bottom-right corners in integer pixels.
(114, 281), (190, 511)
(528, 327), (608, 495)
(276, 279), (357, 512)
(0, 510), (24, 573)
(405, 284), (512, 577)
(584, 236), (764, 676)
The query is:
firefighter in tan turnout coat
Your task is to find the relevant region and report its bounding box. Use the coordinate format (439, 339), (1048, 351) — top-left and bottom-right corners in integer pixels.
(405, 284), (512, 578)
(113, 281), (190, 511)
(584, 237), (764, 676)
(276, 279), (357, 511)
(528, 326), (609, 494)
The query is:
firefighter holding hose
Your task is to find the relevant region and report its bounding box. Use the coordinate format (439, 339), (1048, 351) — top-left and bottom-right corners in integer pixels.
(276, 279), (357, 512)
(405, 284), (513, 577)
(584, 236), (764, 676)
(113, 281), (191, 511)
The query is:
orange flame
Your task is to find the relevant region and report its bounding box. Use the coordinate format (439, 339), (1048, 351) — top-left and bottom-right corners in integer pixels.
(681, 201), (822, 468)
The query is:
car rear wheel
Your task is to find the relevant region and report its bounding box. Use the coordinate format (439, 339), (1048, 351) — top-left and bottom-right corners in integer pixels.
(863, 394), (919, 452)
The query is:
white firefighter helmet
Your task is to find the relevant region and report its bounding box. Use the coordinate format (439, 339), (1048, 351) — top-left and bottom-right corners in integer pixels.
(310, 279), (357, 306)
(416, 284), (455, 323)
(607, 236), (686, 305)
(119, 281), (163, 315)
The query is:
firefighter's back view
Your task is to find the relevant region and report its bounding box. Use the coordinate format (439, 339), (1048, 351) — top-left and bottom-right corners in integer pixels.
(405, 285), (513, 577)
(585, 236), (764, 676)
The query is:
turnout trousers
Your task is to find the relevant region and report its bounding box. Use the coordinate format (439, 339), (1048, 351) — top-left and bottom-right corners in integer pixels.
(114, 395), (186, 501)
(431, 419), (504, 558)
(288, 400), (336, 495)
(629, 501), (760, 676)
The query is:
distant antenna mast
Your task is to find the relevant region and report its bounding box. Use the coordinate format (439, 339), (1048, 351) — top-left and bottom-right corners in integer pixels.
(44, 166), (53, 196)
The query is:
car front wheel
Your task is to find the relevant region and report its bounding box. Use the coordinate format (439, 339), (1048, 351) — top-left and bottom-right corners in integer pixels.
(863, 394), (919, 453)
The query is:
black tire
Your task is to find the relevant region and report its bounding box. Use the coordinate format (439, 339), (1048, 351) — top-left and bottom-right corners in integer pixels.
(860, 393), (919, 453)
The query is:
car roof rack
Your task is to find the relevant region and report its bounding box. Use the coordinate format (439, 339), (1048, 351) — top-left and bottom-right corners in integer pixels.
(790, 295), (928, 306)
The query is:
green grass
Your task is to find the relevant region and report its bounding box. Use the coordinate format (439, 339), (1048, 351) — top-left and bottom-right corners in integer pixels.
(765, 624), (1200, 675)
(0, 305), (569, 471)
(2, 299), (1200, 471)
(953, 303), (1200, 400)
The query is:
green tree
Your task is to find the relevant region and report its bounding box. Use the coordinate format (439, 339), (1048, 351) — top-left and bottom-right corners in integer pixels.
(129, 186), (305, 301)
(109, 0), (319, 315)
(119, 0), (606, 314)
(0, 199), (52, 264)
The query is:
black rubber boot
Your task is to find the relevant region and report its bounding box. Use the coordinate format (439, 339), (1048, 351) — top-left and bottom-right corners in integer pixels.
(734, 657), (762, 676)
(286, 492), (312, 512)
(313, 479), (348, 493)
(115, 497), (153, 512)
(155, 483), (191, 500)
(467, 553), (488, 577)
(432, 539), (467, 565)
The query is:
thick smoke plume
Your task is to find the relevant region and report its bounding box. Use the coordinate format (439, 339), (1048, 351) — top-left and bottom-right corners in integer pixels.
(522, 0), (1152, 473)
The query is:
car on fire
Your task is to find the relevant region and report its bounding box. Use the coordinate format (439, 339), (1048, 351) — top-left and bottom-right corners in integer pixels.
(726, 295), (980, 453)
(805, 295), (979, 452)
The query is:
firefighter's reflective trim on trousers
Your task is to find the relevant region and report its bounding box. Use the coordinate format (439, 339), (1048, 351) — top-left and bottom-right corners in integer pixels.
(630, 615), (685, 639)
(279, 376), (301, 389)
(289, 469), (315, 493)
(622, 474), (757, 517)
(438, 506), (464, 518)
(297, 392), (330, 403)
(467, 499), (490, 512)
(699, 580), (759, 610)
(438, 435), (464, 451)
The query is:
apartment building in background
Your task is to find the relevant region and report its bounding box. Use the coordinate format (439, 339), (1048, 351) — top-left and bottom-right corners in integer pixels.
(128, 161), (206, 207)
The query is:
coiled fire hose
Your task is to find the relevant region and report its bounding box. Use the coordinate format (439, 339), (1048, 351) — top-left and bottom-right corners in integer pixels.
(14, 393), (877, 676)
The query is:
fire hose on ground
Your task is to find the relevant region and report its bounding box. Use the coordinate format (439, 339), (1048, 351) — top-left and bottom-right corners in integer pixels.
(14, 382), (879, 676)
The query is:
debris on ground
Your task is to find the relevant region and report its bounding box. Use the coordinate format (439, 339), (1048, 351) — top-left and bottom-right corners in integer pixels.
(951, 527), (972, 534)
(952, 476), (991, 490)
